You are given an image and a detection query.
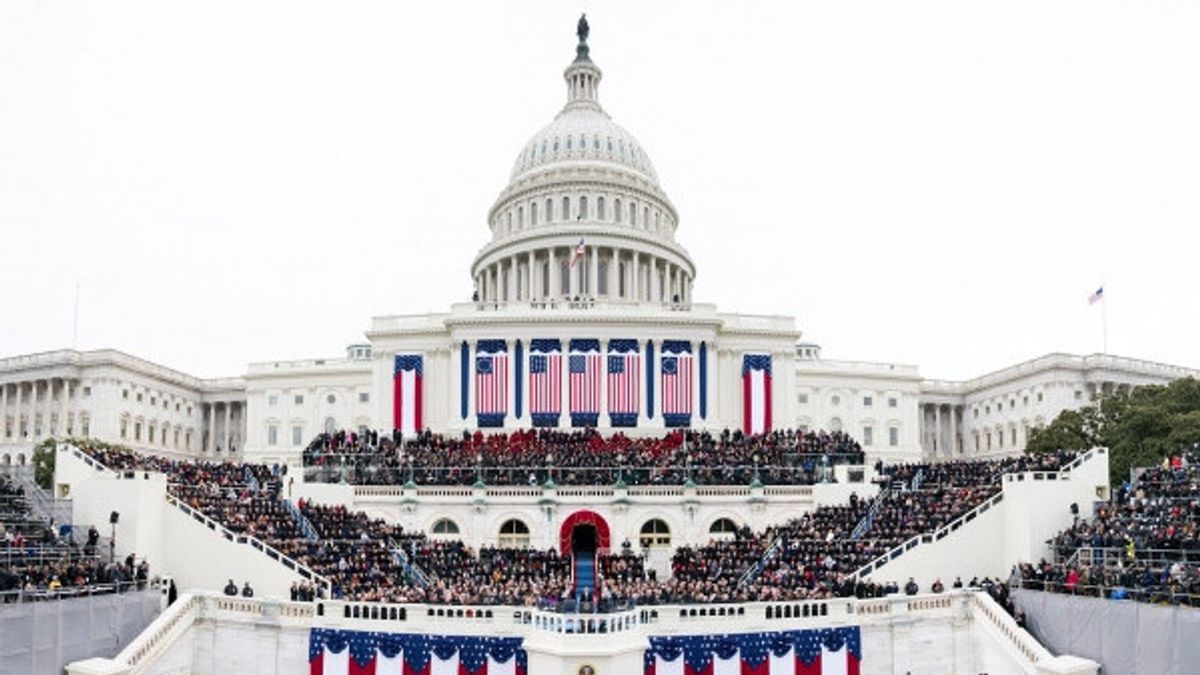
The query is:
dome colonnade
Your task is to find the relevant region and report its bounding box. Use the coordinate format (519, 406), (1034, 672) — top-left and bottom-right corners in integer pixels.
(470, 24), (695, 309)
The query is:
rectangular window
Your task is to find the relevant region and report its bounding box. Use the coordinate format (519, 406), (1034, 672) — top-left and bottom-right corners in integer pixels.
(863, 426), (874, 446)
(136, 393), (143, 403)
(797, 393), (809, 404)
(268, 425), (279, 446)
(83, 386), (92, 397)
(1037, 392), (1044, 403)
(123, 390), (129, 400)
(1074, 390), (1082, 400)
(862, 396), (873, 407)
(1012, 428), (1017, 445)
(292, 426), (303, 446)
(888, 397), (897, 408)
(358, 392), (369, 403)
(268, 394), (278, 406)
(134, 423), (142, 441)
(294, 394), (304, 405)
(82, 417), (90, 437)
(888, 427), (899, 447)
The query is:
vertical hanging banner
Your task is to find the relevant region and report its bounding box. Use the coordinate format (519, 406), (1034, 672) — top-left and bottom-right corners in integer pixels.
(661, 340), (694, 428)
(393, 355), (423, 436)
(699, 341), (708, 420)
(607, 339), (640, 428)
(475, 340), (508, 427)
(528, 339), (562, 427)
(460, 342), (469, 420)
(646, 340), (656, 419)
(743, 354), (773, 435)
(569, 339), (601, 427)
(514, 340), (524, 420)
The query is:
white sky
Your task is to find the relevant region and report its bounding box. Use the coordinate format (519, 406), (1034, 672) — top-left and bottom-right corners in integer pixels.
(1, 1), (1198, 380)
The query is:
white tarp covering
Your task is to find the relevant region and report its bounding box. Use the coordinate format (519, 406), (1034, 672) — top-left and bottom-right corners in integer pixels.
(1015, 588), (1200, 675)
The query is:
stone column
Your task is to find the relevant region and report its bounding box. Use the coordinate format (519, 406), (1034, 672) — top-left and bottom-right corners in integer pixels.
(43, 379), (53, 438)
(223, 403), (231, 452)
(527, 251), (536, 300)
(60, 379), (70, 436)
(206, 404), (215, 453)
(548, 248), (559, 297)
(608, 248), (618, 299)
(933, 404), (942, 455)
(28, 380), (39, 439)
(589, 247), (599, 298)
(507, 257), (517, 302)
(650, 258), (661, 303)
(630, 253), (639, 301)
(14, 383), (24, 439)
(951, 406), (959, 454)
(0, 384), (7, 439)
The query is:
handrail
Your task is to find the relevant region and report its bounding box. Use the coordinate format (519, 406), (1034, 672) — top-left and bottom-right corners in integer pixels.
(283, 499), (319, 541)
(389, 544), (431, 588)
(850, 495), (884, 540)
(970, 590), (1050, 667)
(114, 594), (203, 673)
(164, 492), (331, 593)
(854, 451), (1100, 579)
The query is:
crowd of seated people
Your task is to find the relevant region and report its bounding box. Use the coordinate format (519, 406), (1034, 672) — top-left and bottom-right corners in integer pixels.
(72, 440), (1079, 608)
(1, 474), (150, 600)
(303, 428), (864, 487)
(1017, 449), (1200, 606)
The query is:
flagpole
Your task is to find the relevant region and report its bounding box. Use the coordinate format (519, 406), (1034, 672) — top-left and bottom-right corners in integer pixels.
(72, 280), (80, 350)
(1101, 294), (1108, 355)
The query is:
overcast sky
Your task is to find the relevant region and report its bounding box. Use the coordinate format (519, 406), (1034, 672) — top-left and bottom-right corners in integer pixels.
(1, 1), (1197, 380)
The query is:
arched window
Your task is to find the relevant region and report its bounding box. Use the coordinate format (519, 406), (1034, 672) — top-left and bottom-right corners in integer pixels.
(614, 198), (622, 223)
(709, 518), (739, 536)
(506, 212), (512, 231)
(597, 196), (606, 221)
(530, 202), (538, 226)
(546, 198), (554, 222)
(498, 519), (531, 548)
(518, 206), (524, 228)
(579, 196), (588, 220)
(431, 518), (460, 536)
(597, 260), (608, 296)
(643, 207), (650, 227)
(562, 196), (571, 221)
(639, 519), (671, 548)
(325, 417), (337, 434)
(630, 202), (637, 226)
(829, 417), (843, 432)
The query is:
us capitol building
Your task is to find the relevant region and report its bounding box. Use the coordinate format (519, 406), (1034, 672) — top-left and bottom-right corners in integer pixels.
(0, 24), (1195, 470)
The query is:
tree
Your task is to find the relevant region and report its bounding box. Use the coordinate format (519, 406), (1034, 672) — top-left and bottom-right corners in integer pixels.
(1026, 377), (1200, 484)
(32, 438), (56, 491)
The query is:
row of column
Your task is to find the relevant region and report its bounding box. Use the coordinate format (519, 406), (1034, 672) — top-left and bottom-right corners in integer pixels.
(201, 401), (243, 453)
(0, 378), (76, 441)
(475, 245), (691, 306)
(921, 402), (961, 456)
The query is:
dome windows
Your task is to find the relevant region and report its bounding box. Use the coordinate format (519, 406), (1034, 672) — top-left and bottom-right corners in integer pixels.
(607, 137), (613, 152)
(597, 196), (606, 221)
(614, 199), (622, 223)
(562, 196), (570, 220)
(593, 136), (599, 150)
(546, 198), (553, 222)
(553, 138), (560, 153)
(518, 206), (524, 229)
(579, 196), (588, 220)
(566, 136), (572, 150)
(629, 201), (637, 226)
(530, 202), (538, 226)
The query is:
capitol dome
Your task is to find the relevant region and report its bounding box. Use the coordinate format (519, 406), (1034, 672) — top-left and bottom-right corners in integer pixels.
(508, 103), (659, 184)
(471, 18), (695, 309)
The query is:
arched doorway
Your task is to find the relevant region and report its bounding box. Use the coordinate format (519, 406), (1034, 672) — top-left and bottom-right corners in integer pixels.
(558, 510), (611, 556)
(559, 510), (611, 603)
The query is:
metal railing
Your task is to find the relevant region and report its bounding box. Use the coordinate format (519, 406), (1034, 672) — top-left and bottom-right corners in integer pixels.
(850, 496), (884, 541)
(164, 492), (331, 595)
(0, 579), (151, 604)
(302, 458), (862, 487)
(1015, 579), (1200, 607)
(284, 500), (319, 541)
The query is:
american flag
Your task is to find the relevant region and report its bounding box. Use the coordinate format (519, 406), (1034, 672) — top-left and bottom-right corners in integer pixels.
(644, 626), (860, 675)
(569, 348), (602, 421)
(475, 349), (508, 421)
(661, 352), (694, 423)
(607, 351), (640, 420)
(569, 238), (586, 268)
(309, 628), (527, 675)
(529, 350), (561, 422)
(1088, 286), (1104, 304)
